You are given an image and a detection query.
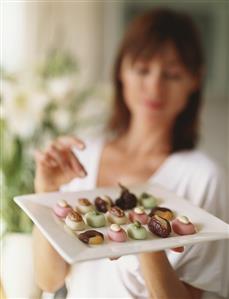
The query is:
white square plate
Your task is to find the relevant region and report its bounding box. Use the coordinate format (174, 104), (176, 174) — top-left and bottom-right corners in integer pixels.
(14, 183), (229, 264)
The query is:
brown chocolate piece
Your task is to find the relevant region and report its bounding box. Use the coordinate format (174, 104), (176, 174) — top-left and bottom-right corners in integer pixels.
(95, 196), (112, 213)
(78, 230), (104, 245)
(109, 206), (125, 217)
(148, 215), (171, 238)
(79, 198), (91, 206)
(68, 210), (83, 222)
(148, 206), (174, 221)
(115, 183), (137, 210)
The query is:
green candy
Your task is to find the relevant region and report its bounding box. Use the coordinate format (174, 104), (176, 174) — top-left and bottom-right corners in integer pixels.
(85, 211), (106, 228)
(127, 221), (148, 240)
(139, 192), (157, 209)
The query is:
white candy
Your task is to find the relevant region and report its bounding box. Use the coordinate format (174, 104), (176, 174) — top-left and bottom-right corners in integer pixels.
(58, 199), (68, 207)
(110, 224), (121, 232)
(134, 207), (144, 214)
(177, 215), (190, 224)
(65, 216), (85, 231)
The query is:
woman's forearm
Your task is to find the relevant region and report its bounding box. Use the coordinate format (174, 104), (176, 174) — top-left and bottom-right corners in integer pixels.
(139, 252), (202, 299)
(32, 226), (69, 293)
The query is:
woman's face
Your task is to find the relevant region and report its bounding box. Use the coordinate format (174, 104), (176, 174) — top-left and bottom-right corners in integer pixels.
(120, 43), (199, 126)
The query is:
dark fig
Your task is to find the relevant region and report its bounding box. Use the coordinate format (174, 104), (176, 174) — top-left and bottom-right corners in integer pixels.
(115, 183), (137, 210)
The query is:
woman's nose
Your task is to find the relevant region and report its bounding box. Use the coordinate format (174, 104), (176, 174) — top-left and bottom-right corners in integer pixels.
(144, 72), (164, 98)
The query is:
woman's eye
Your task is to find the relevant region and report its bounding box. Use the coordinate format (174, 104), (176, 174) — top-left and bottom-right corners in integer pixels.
(163, 71), (182, 80)
(135, 65), (149, 75)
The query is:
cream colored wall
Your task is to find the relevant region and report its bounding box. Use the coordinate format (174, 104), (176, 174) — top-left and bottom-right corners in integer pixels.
(2, 1), (105, 83)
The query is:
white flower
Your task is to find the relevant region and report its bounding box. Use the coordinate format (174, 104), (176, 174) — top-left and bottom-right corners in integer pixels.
(2, 80), (50, 138)
(50, 107), (72, 132)
(47, 76), (77, 101)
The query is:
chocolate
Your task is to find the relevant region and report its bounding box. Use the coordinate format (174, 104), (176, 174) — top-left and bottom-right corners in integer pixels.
(115, 183), (137, 210)
(78, 230), (104, 245)
(95, 196), (112, 213)
(67, 210), (83, 222)
(78, 198), (91, 206)
(148, 215), (171, 238)
(148, 206), (174, 221)
(109, 206), (125, 217)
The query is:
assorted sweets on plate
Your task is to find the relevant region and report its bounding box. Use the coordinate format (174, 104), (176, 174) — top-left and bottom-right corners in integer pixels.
(85, 211), (106, 228)
(95, 195), (113, 213)
(127, 221), (148, 240)
(52, 184), (197, 246)
(108, 224), (128, 242)
(148, 215), (171, 238)
(171, 216), (196, 235)
(107, 206), (128, 225)
(54, 199), (72, 218)
(128, 207), (148, 224)
(78, 230), (104, 245)
(65, 210), (86, 231)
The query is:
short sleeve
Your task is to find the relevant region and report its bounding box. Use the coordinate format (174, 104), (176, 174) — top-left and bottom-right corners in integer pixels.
(167, 168), (229, 297)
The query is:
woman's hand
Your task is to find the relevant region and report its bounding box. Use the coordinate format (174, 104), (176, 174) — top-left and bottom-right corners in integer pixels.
(34, 136), (87, 193)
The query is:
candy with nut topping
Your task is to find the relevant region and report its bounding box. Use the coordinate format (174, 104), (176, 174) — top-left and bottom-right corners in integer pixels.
(53, 199), (72, 218)
(128, 206), (149, 224)
(108, 224), (127, 242)
(107, 206), (128, 225)
(171, 216), (196, 235)
(65, 210), (86, 231)
(149, 206), (174, 221)
(76, 198), (94, 214)
(78, 230), (104, 245)
(148, 215), (171, 238)
(95, 195), (113, 213)
(115, 183), (137, 210)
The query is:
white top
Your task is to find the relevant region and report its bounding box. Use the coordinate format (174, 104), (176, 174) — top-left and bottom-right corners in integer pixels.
(60, 136), (229, 299)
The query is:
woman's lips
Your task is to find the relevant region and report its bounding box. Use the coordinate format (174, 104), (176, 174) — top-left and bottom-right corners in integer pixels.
(143, 100), (164, 110)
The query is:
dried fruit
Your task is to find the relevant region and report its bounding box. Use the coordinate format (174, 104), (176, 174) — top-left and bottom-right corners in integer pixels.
(148, 215), (171, 238)
(115, 183), (137, 210)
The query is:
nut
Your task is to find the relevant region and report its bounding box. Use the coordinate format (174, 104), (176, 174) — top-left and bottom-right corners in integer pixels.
(177, 215), (190, 224)
(109, 206), (125, 217)
(79, 198), (91, 206)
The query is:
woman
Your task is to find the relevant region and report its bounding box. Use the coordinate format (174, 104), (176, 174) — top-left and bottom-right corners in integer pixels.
(33, 8), (228, 299)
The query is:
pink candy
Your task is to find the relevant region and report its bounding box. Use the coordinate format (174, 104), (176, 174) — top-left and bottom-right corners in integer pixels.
(172, 217), (196, 235)
(128, 210), (148, 225)
(108, 226), (127, 242)
(53, 201), (72, 218)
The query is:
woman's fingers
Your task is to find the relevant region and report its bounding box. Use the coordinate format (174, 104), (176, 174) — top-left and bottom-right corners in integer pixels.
(38, 139), (87, 178)
(34, 150), (57, 168)
(68, 150), (87, 177)
(170, 246), (184, 253)
(109, 256), (121, 261)
(57, 136), (85, 150)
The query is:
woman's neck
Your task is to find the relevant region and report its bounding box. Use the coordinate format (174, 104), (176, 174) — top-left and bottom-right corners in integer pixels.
(118, 119), (172, 157)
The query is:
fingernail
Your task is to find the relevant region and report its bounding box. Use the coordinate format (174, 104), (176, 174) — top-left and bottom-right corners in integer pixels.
(79, 143), (85, 149)
(79, 170), (86, 177)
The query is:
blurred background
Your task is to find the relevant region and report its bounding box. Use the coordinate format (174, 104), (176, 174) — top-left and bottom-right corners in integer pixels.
(1, 1), (228, 298)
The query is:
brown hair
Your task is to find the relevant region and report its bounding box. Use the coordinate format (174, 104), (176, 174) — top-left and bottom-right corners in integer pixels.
(108, 8), (204, 152)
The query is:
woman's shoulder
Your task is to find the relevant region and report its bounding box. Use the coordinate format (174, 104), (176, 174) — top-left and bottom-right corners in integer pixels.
(173, 149), (222, 179)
